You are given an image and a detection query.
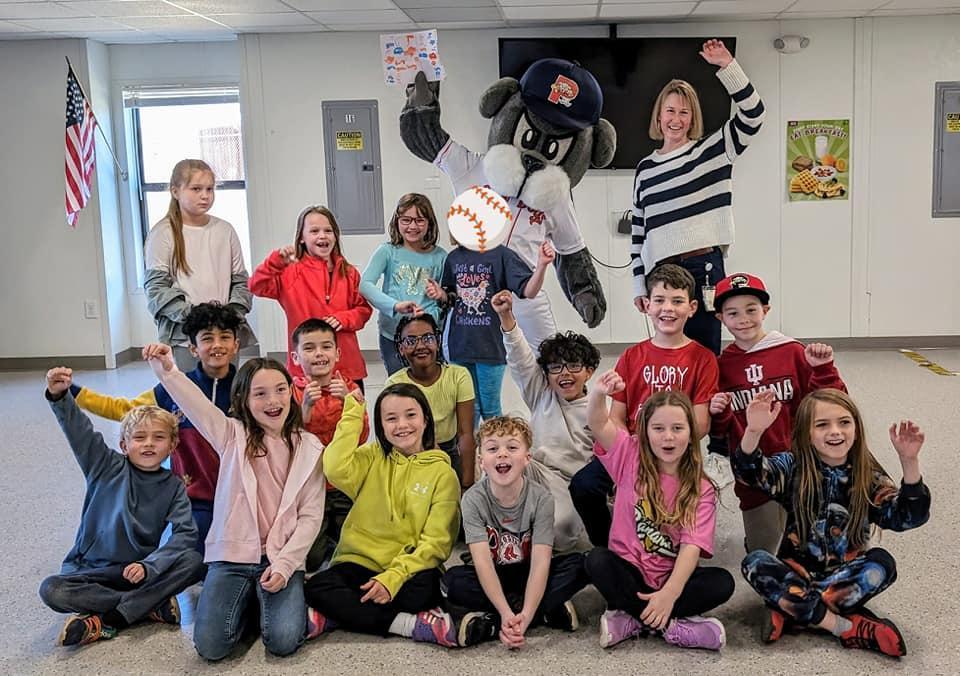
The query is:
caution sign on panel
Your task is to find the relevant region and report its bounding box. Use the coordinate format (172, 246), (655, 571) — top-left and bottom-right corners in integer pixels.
(336, 130), (364, 150)
(946, 113), (960, 133)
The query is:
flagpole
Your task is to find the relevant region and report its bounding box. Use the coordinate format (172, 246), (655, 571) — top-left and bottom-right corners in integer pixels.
(65, 56), (128, 182)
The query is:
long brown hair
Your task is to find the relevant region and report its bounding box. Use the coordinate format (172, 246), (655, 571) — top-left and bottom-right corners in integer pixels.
(294, 205), (349, 276)
(165, 159), (215, 276)
(388, 193), (439, 249)
(229, 358), (302, 460)
(634, 391), (713, 529)
(649, 79), (704, 142)
(791, 389), (889, 551)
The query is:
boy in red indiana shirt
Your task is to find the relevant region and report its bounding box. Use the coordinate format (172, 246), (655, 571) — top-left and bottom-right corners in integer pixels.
(290, 318), (369, 572)
(708, 273), (846, 556)
(570, 264), (718, 547)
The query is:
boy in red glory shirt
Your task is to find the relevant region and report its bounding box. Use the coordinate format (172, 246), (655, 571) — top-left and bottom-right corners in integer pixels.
(569, 264), (718, 546)
(708, 273), (846, 556)
(290, 318), (369, 572)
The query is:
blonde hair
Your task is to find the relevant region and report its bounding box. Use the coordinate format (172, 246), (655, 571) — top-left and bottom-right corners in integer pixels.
(165, 159), (215, 276)
(634, 391), (712, 529)
(120, 405), (179, 445)
(294, 205), (349, 276)
(477, 416), (533, 450)
(649, 79), (704, 142)
(791, 389), (889, 551)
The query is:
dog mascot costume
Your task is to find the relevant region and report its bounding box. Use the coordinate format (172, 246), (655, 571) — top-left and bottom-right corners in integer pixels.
(400, 59), (617, 351)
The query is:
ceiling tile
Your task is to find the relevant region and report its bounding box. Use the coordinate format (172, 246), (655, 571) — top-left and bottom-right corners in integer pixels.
(157, 28), (235, 40)
(778, 8), (865, 15)
(283, 0), (395, 9)
(396, 0), (495, 6)
(0, 2), (88, 19)
(498, 0), (596, 5)
(117, 13), (227, 28)
(871, 6), (960, 14)
(427, 19), (504, 26)
(783, 0), (888, 10)
(691, 0), (794, 15)
(66, 1), (187, 17)
(406, 6), (499, 20)
(213, 11), (318, 27)
(503, 4), (596, 19)
(599, 1), (696, 18)
(875, 0), (960, 8)
(13, 15), (127, 28)
(168, 0), (293, 13)
(77, 29), (161, 42)
(305, 8), (411, 23)
(0, 18), (35, 30)
(235, 21), (328, 30)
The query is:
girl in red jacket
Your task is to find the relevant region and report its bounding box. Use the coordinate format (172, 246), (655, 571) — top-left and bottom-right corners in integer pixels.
(250, 206), (373, 390)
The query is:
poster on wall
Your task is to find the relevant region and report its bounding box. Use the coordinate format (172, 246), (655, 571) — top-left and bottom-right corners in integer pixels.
(786, 119), (850, 201)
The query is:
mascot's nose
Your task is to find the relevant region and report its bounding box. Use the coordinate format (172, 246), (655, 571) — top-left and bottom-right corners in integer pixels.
(522, 154), (544, 174)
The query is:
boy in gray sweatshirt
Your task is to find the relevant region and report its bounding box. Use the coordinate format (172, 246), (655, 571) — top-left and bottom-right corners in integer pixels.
(39, 367), (203, 647)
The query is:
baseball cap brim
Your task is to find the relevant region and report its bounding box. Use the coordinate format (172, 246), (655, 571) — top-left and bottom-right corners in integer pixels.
(714, 287), (770, 310)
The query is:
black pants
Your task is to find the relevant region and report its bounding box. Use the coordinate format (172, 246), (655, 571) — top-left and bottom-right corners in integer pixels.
(569, 456), (615, 547)
(653, 247), (724, 356)
(303, 562), (442, 636)
(305, 489), (353, 573)
(443, 553), (587, 623)
(39, 550), (204, 624)
(585, 547), (734, 622)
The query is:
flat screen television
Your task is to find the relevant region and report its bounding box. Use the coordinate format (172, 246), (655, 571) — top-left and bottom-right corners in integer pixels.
(499, 37), (738, 170)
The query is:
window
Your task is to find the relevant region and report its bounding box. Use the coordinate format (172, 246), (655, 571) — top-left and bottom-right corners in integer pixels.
(123, 85), (250, 269)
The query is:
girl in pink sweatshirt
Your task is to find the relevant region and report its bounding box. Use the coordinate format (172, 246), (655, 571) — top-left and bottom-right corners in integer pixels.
(144, 344), (325, 661)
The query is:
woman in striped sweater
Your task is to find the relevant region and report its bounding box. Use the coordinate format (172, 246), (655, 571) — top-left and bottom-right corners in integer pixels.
(631, 39), (765, 355)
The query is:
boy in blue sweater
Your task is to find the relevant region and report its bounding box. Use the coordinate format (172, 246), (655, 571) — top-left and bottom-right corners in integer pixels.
(39, 367), (204, 647)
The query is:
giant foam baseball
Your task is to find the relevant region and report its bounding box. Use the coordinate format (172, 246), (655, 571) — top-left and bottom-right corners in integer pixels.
(447, 185), (512, 252)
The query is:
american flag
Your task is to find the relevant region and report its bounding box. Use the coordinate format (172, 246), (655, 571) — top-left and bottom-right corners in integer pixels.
(65, 66), (97, 227)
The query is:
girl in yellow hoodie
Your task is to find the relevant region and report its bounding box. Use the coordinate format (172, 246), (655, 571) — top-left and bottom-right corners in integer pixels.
(304, 383), (461, 646)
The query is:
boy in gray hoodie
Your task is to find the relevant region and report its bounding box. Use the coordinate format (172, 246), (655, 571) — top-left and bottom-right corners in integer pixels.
(39, 367), (203, 647)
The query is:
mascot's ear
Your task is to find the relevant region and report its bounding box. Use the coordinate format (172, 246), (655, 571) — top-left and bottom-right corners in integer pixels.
(591, 118), (617, 168)
(479, 78), (520, 119)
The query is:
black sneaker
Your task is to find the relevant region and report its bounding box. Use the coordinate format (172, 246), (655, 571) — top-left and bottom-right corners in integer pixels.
(58, 614), (117, 647)
(458, 611), (498, 647)
(543, 600), (579, 632)
(147, 597), (181, 625)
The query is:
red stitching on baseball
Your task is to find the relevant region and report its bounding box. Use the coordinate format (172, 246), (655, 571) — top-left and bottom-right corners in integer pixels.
(450, 205), (488, 251)
(472, 186), (511, 219)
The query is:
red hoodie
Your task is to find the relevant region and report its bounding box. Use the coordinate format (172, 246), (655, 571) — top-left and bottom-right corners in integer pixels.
(250, 249), (373, 382)
(712, 331), (846, 510)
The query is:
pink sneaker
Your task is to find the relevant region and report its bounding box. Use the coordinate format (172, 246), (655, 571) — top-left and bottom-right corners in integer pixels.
(306, 607), (336, 639)
(662, 616), (726, 651)
(411, 608), (458, 648)
(599, 610), (643, 648)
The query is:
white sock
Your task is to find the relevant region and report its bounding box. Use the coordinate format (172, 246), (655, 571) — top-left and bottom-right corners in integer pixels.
(832, 616), (852, 637)
(389, 612), (418, 637)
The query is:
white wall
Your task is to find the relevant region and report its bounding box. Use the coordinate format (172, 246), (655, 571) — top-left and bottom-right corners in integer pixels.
(0, 39), (109, 359)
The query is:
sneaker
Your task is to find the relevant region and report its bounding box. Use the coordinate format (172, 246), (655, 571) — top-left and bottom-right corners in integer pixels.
(599, 610), (643, 648)
(306, 607), (337, 640)
(839, 610), (906, 657)
(147, 597), (181, 625)
(58, 614), (117, 647)
(543, 600), (579, 632)
(762, 608), (787, 643)
(703, 451), (734, 489)
(411, 608), (458, 648)
(458, 611), (498, 647)
(663, 616), (726, 651)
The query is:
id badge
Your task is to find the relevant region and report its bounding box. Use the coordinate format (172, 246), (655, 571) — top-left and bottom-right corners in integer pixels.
(702, 285), (716, 312)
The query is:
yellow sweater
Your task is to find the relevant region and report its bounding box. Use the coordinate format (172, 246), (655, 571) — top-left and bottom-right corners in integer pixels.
(324, 395), (460, 597)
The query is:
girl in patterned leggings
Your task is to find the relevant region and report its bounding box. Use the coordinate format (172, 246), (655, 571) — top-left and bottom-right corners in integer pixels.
(735, 389), (930, 658)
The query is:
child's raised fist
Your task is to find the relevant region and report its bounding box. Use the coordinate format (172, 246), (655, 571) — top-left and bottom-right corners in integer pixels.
(278, 245), (298, 265)
(804, 342), (834, 368)
(595, 369), (626, 396)
(745, 390), (781, 434)
(709, 392), (732, 416)
(142, 343), (176, 374)
(538, 241), (556, 267)
(46, 367), (73, 397)
(491, 290), (513, 316)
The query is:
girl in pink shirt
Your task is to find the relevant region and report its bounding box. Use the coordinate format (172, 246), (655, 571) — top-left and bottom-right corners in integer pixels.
(584, 370), (733, 651)
(144, 344), (325, 661)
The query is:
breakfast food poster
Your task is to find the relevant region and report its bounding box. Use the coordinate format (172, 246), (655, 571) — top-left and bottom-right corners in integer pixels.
(786, 119), (850, 201)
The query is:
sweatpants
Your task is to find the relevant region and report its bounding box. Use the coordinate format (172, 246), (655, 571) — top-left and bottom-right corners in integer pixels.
(38, 549), (204, 624)
(741, 500), (787, 555)
(569, 456), (614, 547)
(443, 552), (588, 623)
(741, 548), (897, 625)
(585, 547), (734, 623)
(304, 562), (442, 635)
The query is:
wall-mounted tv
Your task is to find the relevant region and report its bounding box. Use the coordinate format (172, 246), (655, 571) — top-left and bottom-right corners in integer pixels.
(499, 37), (737, 171)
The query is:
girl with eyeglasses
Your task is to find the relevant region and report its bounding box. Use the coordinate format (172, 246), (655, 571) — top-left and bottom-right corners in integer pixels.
(385, 315), (477, 490)
(360, 193), (448, 376)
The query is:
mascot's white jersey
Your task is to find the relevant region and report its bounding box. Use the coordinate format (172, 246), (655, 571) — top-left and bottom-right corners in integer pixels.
(435, 139), (586, 351)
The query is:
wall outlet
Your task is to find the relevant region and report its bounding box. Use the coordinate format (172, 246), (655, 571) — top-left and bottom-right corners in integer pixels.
(83, 299), (99, 319)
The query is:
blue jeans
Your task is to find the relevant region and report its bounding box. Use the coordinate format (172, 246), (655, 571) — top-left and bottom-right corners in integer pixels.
(379, 333), (405, 377)
(193, 557), (306, 660)
(461, 361), (506, 422)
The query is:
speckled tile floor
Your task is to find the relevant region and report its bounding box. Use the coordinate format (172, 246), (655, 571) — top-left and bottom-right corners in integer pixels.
(3, 348), (958, 675)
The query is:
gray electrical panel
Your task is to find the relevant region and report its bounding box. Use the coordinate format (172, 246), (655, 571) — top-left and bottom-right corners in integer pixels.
(933, 82), (960, 217)
(322, 100), (384, 234)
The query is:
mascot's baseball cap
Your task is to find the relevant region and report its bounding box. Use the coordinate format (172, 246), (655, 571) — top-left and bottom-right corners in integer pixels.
(714, 273), (770, 310)
(519, 58), (603, 131)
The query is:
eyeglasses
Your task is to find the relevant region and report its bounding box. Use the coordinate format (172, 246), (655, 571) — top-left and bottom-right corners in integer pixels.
(399, 334), (437, 349)
(398, 216), (428, 227)
(545, 362), (585, 374)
